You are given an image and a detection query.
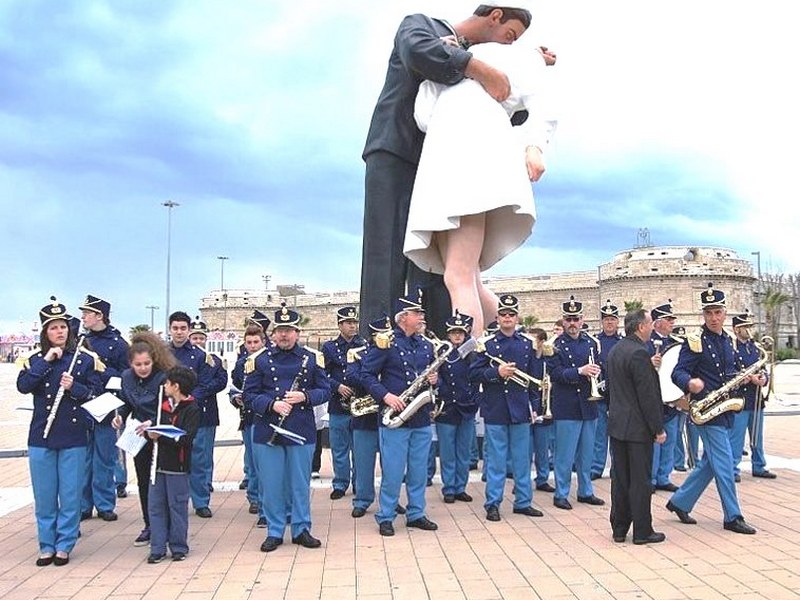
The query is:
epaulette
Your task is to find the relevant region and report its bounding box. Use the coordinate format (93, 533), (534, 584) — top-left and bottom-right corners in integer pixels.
(79, 347), (107, 373)
(204, 351), (215, 368)
(244, 347), (267, 375)
(725, 330), (738, 352)
(305, 347), (325, 369)
(208, 351), (226, 370)
(347, 346), (367, 363)
(687, 328), (703, 353)
(669, 334), (685, 345)
(16, 349), (40, 370)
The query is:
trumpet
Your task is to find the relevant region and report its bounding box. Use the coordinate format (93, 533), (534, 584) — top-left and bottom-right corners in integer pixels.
(587, 348), (604, 401)
(540, 362), (552, 420)
(475, 338), (541, 389)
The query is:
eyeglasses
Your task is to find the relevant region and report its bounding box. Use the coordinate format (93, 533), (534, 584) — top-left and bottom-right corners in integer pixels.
(564, 316), (581, 322)
(498, 311), (516, 317)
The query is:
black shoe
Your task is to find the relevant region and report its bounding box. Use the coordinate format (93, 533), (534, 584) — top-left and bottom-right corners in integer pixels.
(260, 536), (283, 552)
(650, 485), (656, 495)
(379, 521), (395, 537)
(723, 517), (757, 535)
(590, 473), (601, 481)
(513, 506), (544, 517)
(426, 479), (433, 487)
(330, 489), (346, 500)
(469, 462), (478, 471)
(80, 511), (92, 521)
(407, 517), (438, 531)
(506, 472), (514, 479)
(134, 528), (151, 546)
(655, 482), (679, 492)
(612, 534), (626, 543)
(172, 552), (187, 561)
(481, 474), (487, 482)
(249, 502), (259, 515)
(395, 505), (406, 515)
(742, 449), (749, 456)
(486, 506), (501, 522)
(98, 510), (118, 522)
(633, 531), (666, 545)
(256, 516), (267, 528)
(666, 500), (697, 524)
(553, 497), (572, 510)
(454, 492), (473, 502)
(116, 485), (128, 499)
(292, 530), (322, 548)
(674, 465), (687, 472)
(208, 484), (214, 494)
(351, 507), (367, 518)
(536, 483), (555, 493)
(147, 553), (166, 564)
(753, 471), (777, 479)
(239, 479), (248, 490)
(577, 495), (605, 506)
(195, 507), (213, 518)
(36, 554), (55, 567)
(734, 474), (741, 483)
(443, 495), (455, 504)
(53, 553), (70, 567)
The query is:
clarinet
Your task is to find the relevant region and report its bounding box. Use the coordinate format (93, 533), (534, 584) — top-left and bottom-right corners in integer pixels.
(43, 334), (86, 439)
(149, 385), (164, 485)
(267, 355), (310, 446)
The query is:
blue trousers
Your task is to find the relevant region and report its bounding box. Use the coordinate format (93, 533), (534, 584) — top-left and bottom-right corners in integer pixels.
(530, 424), (553, 487)
(81, 424), (117, 514)
(329, 413), (354, 492)
(674, 413), (701, 468)
(253, 442), (314, 539)
(190, 426), (215, 510)
(437, 419), (473, 496)
(427, 438), (439, 481)
(242, 425), (260, 506)
(376, 427), (431, 524)
(352, 429), (379, 510)
(669, 425), (743, 523)
(149, 472), (190, 555)
(591, 401), (609, 476)
(651, 416), (679, 485)
(29, 446), (86, 554)
(484, 423), (532, 510)
(730, 410), (768, 476)
(554, 419), (596, 500)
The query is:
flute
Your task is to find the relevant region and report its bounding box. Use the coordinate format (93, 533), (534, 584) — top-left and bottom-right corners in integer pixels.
(150, 385), (164, 485)
(268, 355), (309, 446)
(43, 334), (86, 439)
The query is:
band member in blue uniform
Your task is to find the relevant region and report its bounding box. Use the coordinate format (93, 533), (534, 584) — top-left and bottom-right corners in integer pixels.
(187, 317), (228, 518)
(729, 312), (775, 481)
(18, 297), (103, 566)
(78, 294), (129, 522)
(245, 303), (331, 552)
(322, 306), (366, 500)
(547, 296), (605, 510)
(672, 322), (700, 471)
(666, 283), (757, 534)
(647, 300), (682, 492)
(590, 300), (621, 480)
(436, 312), (479, 504)
(348, 315), (392, 518)
(166, 311), (217, 518)
(230, 324), (268, 524)
(471, 294), (543, 521)
(526, 327), (555, 493)
(360, 290), (440, 536)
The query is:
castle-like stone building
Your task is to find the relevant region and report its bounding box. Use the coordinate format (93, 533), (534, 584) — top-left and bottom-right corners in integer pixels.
(199, 245), (791, 353)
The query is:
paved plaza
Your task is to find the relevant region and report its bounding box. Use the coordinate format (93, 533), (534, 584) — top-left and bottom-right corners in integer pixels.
(1, 361), (800, 600)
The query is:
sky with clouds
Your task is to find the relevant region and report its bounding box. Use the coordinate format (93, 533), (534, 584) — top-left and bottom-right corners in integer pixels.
(1, 0), (798, 335)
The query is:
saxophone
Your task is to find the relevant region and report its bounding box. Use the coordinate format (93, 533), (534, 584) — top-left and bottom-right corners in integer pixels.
(689, 342), (768, 425)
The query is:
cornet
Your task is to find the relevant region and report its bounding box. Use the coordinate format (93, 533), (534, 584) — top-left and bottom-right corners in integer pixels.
(587, 348), (604, 401)
(475, 338), (541, 389)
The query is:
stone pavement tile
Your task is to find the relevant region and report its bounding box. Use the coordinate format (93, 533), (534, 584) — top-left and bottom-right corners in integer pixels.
(390, 583), (430, 600)
(499, 585), (545, 600)
(701, 574), (756, 596)
(730, 580), (798, 600)
(570, 582), (620, 600)
(590, 572), (639, 594)
(680, 586), (731, 600)
(419, 556), (458, 575)
(635, 578), (687, 600)
(211, 581), (255, 600)
(760, 568), (800, 589)
(458, 577), (502, 600)
(321, 566), (356, 588)
(527, 576), (573, 600)
(140, 583), (186, 600)
(488, 568), (531, 589)
(553, 564), (596, 586)
(356, 572), (392, 596)
(422, 571), (462, 593)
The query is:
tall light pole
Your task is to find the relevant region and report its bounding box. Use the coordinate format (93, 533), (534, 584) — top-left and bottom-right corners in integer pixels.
(145, 305), (159, 332)
(163, 200), (180, 334)
(217, 256), (229, 291)
(262, 274), (271, 290)
(752, 251), (762, 333)
(217, 256), (229, 334)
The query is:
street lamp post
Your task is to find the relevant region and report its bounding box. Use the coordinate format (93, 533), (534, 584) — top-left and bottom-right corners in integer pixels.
(163, 200), (180, 334)
(752, 251), (762, 333)
(145, 305), (159, 332)
(217, 256), (229, 334)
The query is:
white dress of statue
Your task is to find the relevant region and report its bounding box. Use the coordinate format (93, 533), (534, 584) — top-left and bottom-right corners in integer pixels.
(403, 41), (556, 275)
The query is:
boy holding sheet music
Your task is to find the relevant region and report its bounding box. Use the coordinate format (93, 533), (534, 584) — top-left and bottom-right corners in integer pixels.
(145, 366), (201, 563)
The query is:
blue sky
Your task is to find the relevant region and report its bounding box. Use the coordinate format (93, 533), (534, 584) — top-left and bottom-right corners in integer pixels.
(1, 1), (797, 335)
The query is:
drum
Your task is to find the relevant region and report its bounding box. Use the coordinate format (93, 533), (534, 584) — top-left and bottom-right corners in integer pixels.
(658, 344), (686, 405)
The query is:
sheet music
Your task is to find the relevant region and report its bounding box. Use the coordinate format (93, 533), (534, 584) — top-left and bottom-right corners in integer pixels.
(105, 376), (122, 391)
(145, 424), (186, 441)
(116, 418), (148, 456)
(82, 392), (125, 423)
(269, 423), (307, 445)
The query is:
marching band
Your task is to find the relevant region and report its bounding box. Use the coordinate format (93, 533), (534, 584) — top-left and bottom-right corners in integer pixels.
(15, 282), (779, 565)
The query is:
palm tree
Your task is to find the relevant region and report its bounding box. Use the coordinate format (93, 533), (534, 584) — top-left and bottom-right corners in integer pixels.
(624, 299), (643, 312)
(129, 324), (151, 336)
(762, 288), (790, 343)
(521, 314), (539, 330)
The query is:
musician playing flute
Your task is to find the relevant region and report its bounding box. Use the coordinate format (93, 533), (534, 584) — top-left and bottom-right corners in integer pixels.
(17, 297), (103, 567)
(666, 284), (757, 534)
(360, 289), (439, 537)
(244, 303), (330, 553)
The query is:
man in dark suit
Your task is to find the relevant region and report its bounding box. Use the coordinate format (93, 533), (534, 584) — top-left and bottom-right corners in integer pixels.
(607, 309), (667, 545)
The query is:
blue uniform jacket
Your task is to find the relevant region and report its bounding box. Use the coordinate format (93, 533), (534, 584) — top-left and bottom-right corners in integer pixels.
(735, 338), (768, 411)
(244, 344), (330, 446)
(345, 345), (379, 431)
(17, 349), (102, 449)
(85, 325), (130, 424)
(436, 344), (479, 425)
(322, 334), (366, 416)
(230, 353), (256, 429)
(597, 331), (622, 401)
(547, 333), (600, 421)
(171, 342), (217, 423)
(470, 330), (537, 425)
(671, 325), (739, 428)
(360, 327), (435, 429)
(118, 368), (167, 424)
(199, 353), (228, 428)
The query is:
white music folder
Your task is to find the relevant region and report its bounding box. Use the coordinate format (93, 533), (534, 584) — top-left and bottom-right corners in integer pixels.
(82, 392), (125, 423)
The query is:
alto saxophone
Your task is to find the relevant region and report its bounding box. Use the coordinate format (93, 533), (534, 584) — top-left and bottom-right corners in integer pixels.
(689, 342), (769, 425)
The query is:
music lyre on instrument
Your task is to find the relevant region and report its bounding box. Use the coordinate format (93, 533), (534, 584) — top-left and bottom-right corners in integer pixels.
(150, 385), (164, 485)
(268, 355), (310, 446)
(43, 334), (86, 439)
